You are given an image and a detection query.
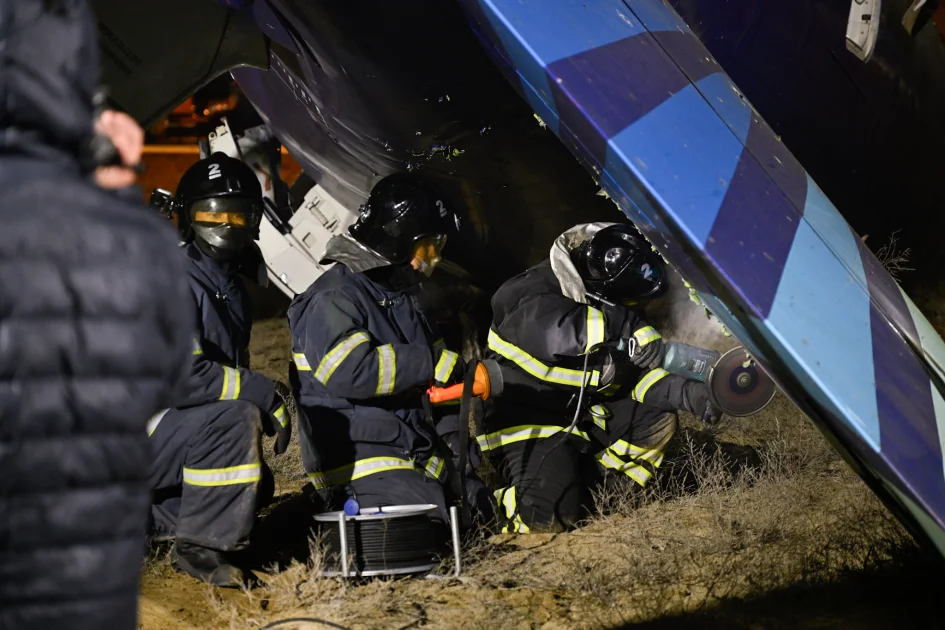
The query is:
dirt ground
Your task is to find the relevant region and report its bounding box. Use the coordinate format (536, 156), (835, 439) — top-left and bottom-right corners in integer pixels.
(138, 305), (945, 630)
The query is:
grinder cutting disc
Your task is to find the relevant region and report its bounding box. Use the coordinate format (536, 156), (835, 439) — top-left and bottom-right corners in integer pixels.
(708, 347), (777, 417)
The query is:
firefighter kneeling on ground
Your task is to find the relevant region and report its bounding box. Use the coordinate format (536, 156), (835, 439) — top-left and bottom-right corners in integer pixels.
(287, 172), (491, 530)
(147, 154), (293, 587)
(480, 222), (721, 534)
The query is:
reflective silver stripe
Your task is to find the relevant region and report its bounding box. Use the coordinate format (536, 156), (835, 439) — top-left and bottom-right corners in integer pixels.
(192, 337), (203, 356)
(424, 456), (445, 479)
(585, 307), (605, 353)
(589, 404), (609, 430)
(476, 424), (591, 452)
(605, 440), (666, 468)
(375, 344), (396, 395)
(293, 352), (312, 371)
(488, 329), (600, 388)
(607, 439), (646, 459)
(632, 368), (669, 403)
(219, 366), (241, 400)
(315, 332), (371, 384)
(633, 326), (661, 346)
(434, 349), (460, 383)
(147, 408), (169, 437)
(182, 463), (262, 487)
(596, 451), (652, 487)
(273, 404), (288, 428)
(308, 456), (418, 490)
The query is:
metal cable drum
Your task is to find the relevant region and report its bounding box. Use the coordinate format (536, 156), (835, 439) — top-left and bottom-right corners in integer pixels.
(314, 504), (451, 577)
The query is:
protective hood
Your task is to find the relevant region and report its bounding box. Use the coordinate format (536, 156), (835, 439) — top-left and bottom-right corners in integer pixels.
(320, 233), (393, 273)
(549, 221), (617, 303)
(0, 0), (99, 168)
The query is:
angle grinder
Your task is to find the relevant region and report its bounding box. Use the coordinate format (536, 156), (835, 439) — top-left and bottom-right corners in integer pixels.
(426, 342), (776, 418)
(660, 342), (777, 417)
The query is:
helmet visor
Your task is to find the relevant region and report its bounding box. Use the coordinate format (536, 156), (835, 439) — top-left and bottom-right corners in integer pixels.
(412, 234), (448, 276)
(189, 196), (260, 251)
(189, 196), (261, 229)
(418, 234), (448, 256)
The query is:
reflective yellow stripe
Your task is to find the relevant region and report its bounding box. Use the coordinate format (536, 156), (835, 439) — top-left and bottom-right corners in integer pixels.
(589, 404), (609, 430)
(147, 408), (169, 437)
(434, 349), (460, 383)
(595, 451), (652, 487)
(433, 338), (446, 354)
(315, 332), (371, 384)
(494, 486), (530, 534)
(585, 307), (605, 353)
(183, 463), (261, 487)
(192, 337), (203, 356)
(219, 366), (241, 400)
(293, 352), (312, 371)
(307, 455), (445, 490)
(375, 344), (396, 395)
(476, 424), (591, 452)
(424, 455), (445, 479)
(488, 329), (600, 388)
(606, 439), (646, 459)
(633, 326), (661, 346)
(632, 368), (669, 403)
(604, 439), (664, 466)
(273, 404), (288, 429)
(597, 383), (621, 397)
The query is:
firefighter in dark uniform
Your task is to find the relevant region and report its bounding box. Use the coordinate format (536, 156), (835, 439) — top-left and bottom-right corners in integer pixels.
(287, 173), (483, 528)
(147, 153), (293, 586)
(481, 222), (721, 533)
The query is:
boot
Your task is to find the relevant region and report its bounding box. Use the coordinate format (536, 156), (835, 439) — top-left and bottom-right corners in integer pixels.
(171, 541), (246, 588)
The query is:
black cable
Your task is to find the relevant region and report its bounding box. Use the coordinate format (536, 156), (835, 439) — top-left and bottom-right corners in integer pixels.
(259, 618), (351, 630)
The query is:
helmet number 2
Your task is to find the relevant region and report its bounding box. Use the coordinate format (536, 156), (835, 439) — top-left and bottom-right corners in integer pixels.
(208, 163), (222, 180)
(641, 263), (653, 280)
(436, 199), (447, 218)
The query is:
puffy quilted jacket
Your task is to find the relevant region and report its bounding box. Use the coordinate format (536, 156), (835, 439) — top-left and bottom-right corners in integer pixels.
(0, 1), (193, 629)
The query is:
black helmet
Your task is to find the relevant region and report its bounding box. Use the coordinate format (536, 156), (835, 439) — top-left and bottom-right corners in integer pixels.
(348, 173), (461, 265)
(175, 152), (263, 260)
(573, 224), (667, 302)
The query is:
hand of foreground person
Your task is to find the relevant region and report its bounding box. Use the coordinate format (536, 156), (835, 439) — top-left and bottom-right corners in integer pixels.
(94, 110), (144, 190)
(270, 380), (296, 456)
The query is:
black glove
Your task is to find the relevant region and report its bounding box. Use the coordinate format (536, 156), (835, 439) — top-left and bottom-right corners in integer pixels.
(681, 381), (723, 425)
(268, 380), (295, 456)
(628, 325), (664, 370)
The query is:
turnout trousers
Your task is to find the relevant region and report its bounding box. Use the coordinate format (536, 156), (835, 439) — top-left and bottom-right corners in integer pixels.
(147, 400), (273, 551)
(480, 397), (677, 533)
(299, 428), (452, 526)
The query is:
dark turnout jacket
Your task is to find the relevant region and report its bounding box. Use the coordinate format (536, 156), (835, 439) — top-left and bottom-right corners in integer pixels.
(0, 1), (193, 629)
(170, 242), (281, 418)
(288, 258), (462, 490)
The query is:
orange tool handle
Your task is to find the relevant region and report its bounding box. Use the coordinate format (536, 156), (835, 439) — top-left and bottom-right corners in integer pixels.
(426, 362), (491, 403)
(427, 382), (466, 403)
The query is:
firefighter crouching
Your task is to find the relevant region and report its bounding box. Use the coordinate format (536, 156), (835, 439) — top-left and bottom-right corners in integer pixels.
(480, 222), (722, 533)
(287, 173), (489, 529)
(147, 154), (293, 587)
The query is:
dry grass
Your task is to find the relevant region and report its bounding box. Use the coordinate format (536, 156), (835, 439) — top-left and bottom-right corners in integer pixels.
(153, 396), (930, 629)
(138, 310), (943, 630)
(873, 230), (914, 280)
